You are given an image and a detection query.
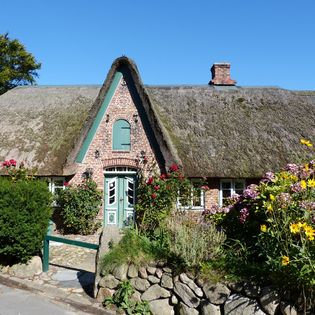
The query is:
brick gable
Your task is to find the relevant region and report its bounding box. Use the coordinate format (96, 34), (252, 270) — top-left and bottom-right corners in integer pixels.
(70, 76), (158, 192)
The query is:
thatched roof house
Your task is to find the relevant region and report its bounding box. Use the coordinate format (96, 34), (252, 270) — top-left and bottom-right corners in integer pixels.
(1, 56), (315, 225)
(1, 57), (314, 178)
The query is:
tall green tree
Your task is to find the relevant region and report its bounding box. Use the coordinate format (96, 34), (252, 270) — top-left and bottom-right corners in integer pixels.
(0, 33), (41, 95)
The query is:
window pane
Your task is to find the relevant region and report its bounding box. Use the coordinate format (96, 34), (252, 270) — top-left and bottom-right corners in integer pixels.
(222, 190), (231, 198)
(192, 188), (201, 207)
(53, 179), (64, 188)
(127, 180), (134, 206)
(235, 180), (245, 194)
(222, 182), (231, 189)
(108, 180), (116, 205)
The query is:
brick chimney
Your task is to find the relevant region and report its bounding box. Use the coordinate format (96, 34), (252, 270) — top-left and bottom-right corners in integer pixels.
(209, 63), (236, 86)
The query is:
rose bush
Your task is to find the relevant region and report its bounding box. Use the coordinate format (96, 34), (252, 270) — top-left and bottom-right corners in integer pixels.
(135, 163), (192, 233)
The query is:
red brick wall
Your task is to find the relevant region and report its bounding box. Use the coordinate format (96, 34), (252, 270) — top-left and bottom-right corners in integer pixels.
(70, 77), (159, 217)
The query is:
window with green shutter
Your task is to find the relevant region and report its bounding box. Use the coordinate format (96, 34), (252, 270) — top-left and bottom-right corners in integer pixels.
(112, 119), (131, 151)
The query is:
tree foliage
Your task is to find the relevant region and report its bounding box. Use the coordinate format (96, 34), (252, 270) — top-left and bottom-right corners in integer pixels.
(0, 33), (41, 95)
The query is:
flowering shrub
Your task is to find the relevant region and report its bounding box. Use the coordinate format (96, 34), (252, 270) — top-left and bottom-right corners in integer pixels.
(209, 140), (315, 309)
(135, 163), (192, 233)
(1, 159), (36, 181)
(57, 178), (102, 235)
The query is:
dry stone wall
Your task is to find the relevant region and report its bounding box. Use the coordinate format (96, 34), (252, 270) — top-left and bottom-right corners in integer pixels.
(96, 262), (297, 315)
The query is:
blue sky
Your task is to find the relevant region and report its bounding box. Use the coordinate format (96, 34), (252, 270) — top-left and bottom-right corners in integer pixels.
(1, 0), (314, 90)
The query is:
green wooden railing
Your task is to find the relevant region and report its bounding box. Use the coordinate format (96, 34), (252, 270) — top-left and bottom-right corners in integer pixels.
(43, 221), (99, 272)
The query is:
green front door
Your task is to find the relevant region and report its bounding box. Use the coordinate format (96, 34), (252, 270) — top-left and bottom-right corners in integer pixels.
(104, 175), (135, 228)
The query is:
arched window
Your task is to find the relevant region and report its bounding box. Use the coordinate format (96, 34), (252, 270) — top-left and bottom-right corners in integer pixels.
(112, 119), (131, 151)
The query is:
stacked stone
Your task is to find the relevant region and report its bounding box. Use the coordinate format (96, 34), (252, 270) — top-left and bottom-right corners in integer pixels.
(96, 263), (297, 315)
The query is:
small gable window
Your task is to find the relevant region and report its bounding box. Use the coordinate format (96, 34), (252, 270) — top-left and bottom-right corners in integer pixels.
(112, 119), (131, 151)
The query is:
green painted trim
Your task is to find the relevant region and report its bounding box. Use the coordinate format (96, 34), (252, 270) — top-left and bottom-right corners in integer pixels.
(76, 71), (123, 163)
(46, 235), (99, 250)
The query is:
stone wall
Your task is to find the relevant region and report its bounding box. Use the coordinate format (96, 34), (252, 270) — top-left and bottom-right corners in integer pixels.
(95, 262), (297, 315)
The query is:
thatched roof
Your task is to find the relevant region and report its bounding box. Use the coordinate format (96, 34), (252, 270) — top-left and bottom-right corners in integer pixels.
(1, 56), (315, 178)
(146, 86), (315, 177)
(0, 86), (100, 175)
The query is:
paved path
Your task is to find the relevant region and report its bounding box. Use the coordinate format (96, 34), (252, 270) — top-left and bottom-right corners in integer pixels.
(0, 229), (113, 314)
(0, 283), (89, 315)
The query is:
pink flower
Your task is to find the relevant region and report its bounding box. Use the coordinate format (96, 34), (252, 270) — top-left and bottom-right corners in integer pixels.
(64, 182), (69, 187)
(147, 177), (154, 185)
(143, 156), (148, 163)
(154, 185), (160, 191)
(160, 174), (166, 180)
(169, 163), (179, 172)
(239, 208), (249, 224)
(201, 185), (210, 190)
(151, 193), (157, 199)
(9, 159), (16, 167)
(2, 161), (10, 167)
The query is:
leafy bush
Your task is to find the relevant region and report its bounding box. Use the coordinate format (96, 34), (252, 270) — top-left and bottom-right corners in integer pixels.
(57, 178), (102, 235)
(104, 280), (151, 314)
(165, 213), (226, 269)
(135, 163), (192, 234)
(0, 176), (52, 264)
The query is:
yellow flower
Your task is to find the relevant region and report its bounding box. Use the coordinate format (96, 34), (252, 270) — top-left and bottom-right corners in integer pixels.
(304, 226), (315, 240)
(270, 194), (275, 201)
(279, 172), (288, 179)
(300, 180), (307, 189)
(308, 179), (315, 188)
(298, 222), (307, 229)
(304, 164), (310, 171)
(290, 175), (298, 182)
(290, 223), (300, 234)
(260, 224), (267, 232)
(267, 204), (273, 212)
(300, 138), (313, 147)
(281, 256), (290, 266)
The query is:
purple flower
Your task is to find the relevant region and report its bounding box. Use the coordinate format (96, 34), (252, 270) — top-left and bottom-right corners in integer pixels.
(222, 205), (233, 213)
(299, 201), (315, 211)
(299, 169), (311, 179)
(243, 184), (258, 199)
(277, 192), (291, 206)
(285, 163), (300, 175)
(261, 172), (275, 183)
(239, 208), (249, 224)
(203, 204), (220, 215)
(290, 182), (303, 193)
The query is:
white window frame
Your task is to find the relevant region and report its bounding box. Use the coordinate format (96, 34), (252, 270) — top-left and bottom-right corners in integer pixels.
(48, 177), (66, 207)
(107, 177), (117, 205)
(177, 182), (205, 211)
(219, 179), (245, 206)
(48, 177), (66, 194)
(104, 167), (137, 175)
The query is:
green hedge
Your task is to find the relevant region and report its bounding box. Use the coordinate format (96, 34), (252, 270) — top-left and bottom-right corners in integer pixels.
(0, 177), (52, 265)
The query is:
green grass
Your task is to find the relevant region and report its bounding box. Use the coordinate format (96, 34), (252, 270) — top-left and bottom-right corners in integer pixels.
(100, 229), (166, 275)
